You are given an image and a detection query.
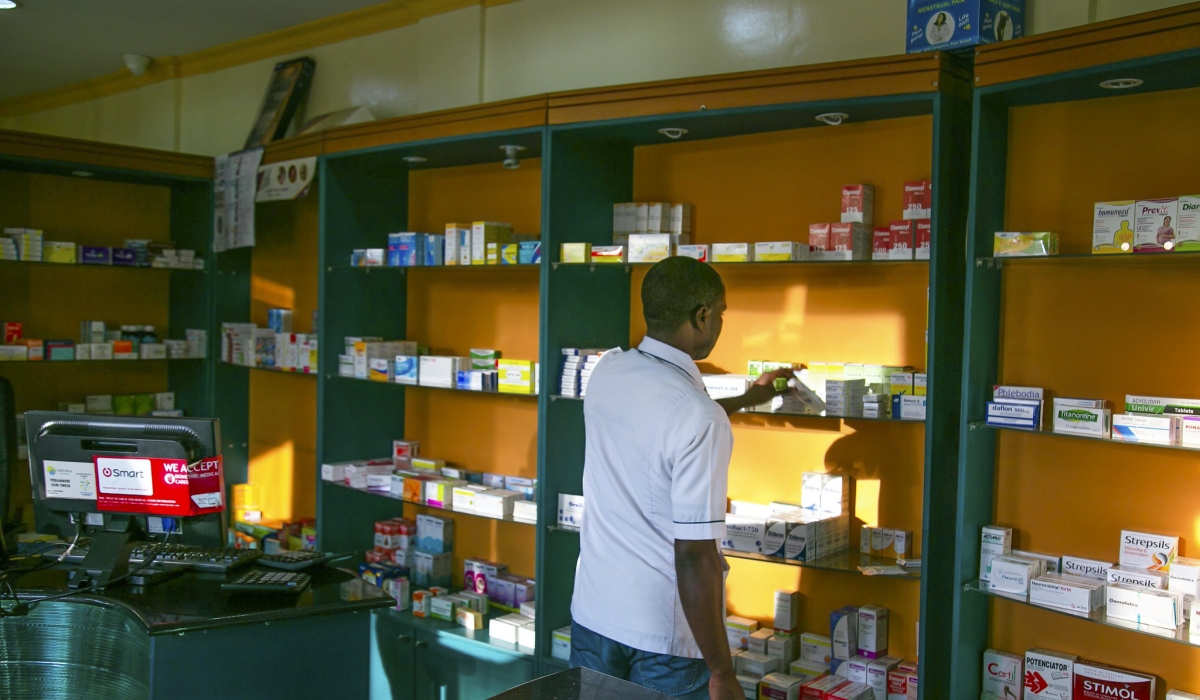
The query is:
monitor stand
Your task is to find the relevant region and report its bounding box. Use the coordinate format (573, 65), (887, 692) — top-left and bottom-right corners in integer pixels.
(68, 515), (140, 590)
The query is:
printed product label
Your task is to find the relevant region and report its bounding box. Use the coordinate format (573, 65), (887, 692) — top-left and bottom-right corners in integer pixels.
(43, 460), (97, 500)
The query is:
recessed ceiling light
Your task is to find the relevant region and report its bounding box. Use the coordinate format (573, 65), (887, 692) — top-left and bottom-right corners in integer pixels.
(500, 145), (526, 170)
(0, 1), (20, 10)
(71, 171), (94, 178)
(1099, 78), (1143, 90)
(657, 128), (688, 140)
(815, 112), (850, 126)
(402, 156), (427, 164)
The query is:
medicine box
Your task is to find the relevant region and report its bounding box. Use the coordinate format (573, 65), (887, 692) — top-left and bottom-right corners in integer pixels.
(1023, 649), (1076, 700)
(498, 359), (535, 394)
(790, 659), (830, 682)
(628, 233), (675, 263)
(561, 242), (590, 263)
(1124, 395), (1200, 416)
(759, 672), (803, 700)
(830, 606), (859, 662)
(979, 525), (1012, 582)
(872, 228), (892, 260)
(412, 550), (453, 588)
(472, 222), (512, 264)
(1030, 574), (1103, 613)
(518, 240), (541, 264)
(676, 244), (709, 262)
(981, 648), (1022, 699)
(551, 626), (572, 660)
(857, 605), (888, 658)
(755, 241), (802, 262)
(800, 633), (832, 664)
(1052, 401), (1111, 439)
(416, 514), (455, 553)
(1113, 414), (1181, 445)
(906, 1), (1025, 54)
(1176, 194), (1200, 252)
(775, 589), (800, 633)
(1072, 661), (1155, 700)
(723, 514), (767, 553)
(557, 493), (584, 528)
(889, 221), (914, 260)
(1120, 530), (1177, 572)
(737, 650), (777, 680)
(841, 185), (874, 224)
(1092, 201), (1136, 254)
(744, 629), (772, 657)
(1134, 198), (1178, 253)
(713, 242), (754, 263)
(994, 231), (1059, 257)
(989, 557), (1036, 599)
(843, 656), (870, 683)
(1107, 565), (1168, 589)
(902, 180), (932, 219)
(767, 633), (795, 665)
(829, 223), (870, 261)
(726, 615), (758, 650)
(591, 245), (626, 263)
(476, 489), (520, 518)
(985, 401), (1041, 430)
(866, 657), (901, 699)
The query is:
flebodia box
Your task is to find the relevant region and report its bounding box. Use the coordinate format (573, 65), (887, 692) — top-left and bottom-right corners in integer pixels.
(906, 0), (1025, 54)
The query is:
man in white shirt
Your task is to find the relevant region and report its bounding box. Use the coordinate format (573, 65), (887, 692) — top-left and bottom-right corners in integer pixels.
(570, 256), (792, 700)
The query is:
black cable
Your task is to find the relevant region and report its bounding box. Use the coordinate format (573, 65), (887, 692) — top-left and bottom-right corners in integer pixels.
(21, 529), (176, 614)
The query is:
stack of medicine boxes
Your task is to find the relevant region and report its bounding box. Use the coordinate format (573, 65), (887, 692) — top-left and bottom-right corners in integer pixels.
(722, 471), (850, 563)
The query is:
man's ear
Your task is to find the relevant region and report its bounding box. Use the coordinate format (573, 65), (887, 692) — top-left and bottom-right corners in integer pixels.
(691, 304), (710, 331)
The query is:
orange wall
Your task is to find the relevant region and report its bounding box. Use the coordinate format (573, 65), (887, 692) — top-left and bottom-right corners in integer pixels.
(631, 117), (933, 659)
(0, 171), (173, 526)
(993, 87), (1200, 689)
(247, 191), (320, 522)
(402, 160), (542, 579)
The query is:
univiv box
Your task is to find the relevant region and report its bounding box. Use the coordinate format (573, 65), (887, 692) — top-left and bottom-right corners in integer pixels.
(906, 0), (1025, 54)
(1072, 660), (1155, 700)
(1092, 201), (1136, 254)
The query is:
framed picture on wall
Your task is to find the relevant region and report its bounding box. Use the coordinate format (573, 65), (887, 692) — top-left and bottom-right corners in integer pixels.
(244, 57), (316, 150)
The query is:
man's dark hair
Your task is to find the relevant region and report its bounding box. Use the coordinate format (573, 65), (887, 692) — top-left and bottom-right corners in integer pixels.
(642, 256), (725, 333)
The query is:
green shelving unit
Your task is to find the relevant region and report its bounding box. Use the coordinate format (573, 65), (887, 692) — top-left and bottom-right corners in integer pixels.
(534, 58), (973, 697)
(0, 148), (217, 422)
(948, 39), (1200, 696)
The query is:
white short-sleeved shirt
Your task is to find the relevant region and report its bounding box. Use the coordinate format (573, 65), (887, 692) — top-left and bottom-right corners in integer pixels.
(571, 336), (733, 658)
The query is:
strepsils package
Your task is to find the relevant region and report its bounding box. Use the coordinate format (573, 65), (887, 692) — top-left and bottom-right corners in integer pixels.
(1119, 529), (1178, 572)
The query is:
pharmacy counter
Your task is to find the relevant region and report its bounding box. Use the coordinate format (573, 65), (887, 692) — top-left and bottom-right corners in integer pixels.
(489, 668), (672, 700)
(2, 565), (393, 699)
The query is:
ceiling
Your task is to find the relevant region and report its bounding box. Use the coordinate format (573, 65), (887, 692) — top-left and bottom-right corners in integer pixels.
(0, 0), (391, 101)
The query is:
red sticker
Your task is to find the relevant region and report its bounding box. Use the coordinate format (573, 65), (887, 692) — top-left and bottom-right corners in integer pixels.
(94, 456), (225, 516)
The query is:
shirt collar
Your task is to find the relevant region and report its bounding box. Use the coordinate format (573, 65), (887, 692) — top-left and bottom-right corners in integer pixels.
(637, 336), (704, 389)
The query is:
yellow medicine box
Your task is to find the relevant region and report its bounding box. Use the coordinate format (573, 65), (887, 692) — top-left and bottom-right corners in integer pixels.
(994, 231), (1059, 257)
(498, 359), (535, 394)
(44, 241), (77, 264)
(561, 243), (591, 263)
(500, 243), (520, 265)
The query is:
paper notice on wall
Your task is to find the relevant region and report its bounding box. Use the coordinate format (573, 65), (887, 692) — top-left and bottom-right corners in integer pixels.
(213, 148), (264, 251)
(256, 157), (316, 202)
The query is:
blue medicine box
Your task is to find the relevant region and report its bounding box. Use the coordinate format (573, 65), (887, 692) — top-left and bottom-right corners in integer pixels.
(906, 0), (1024, 54)
(518, 241), (541, 265)
(388, 232), (424, 267)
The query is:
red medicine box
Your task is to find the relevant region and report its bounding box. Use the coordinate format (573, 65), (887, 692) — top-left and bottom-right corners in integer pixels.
(889, 220), (915, 260)
(903, 180), (932, 220)
(808, 223), (831, 253)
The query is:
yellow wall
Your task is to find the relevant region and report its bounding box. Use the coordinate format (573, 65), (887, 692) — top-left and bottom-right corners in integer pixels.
(629, 117), (933, 659)
(398, 159), (542, 580)
(992, 86), (1200, 689)
(246, 191), (321, 523)
(8, 0), (1195, 155)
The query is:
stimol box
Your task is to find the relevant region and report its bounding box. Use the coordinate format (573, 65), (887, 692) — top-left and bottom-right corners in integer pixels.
(1072, 660), (1155, 700)
(1023, 648), (1076, 700)
(982, 648), (1023, 699)
(1092, 201), (1136, 254)
(1119, 530), (1178, 572)
(906, 1), (1025, 54)
(1134, 198), (1178, 253)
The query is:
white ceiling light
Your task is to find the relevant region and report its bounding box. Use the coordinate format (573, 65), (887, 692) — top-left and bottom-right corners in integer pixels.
(402, 156), (427, 164)
(123, 53), (152, 77)
(815, 112), (850, 126)
(71, 171), (94, 177)
(1099, 78), (1143, 90)
(657, 128), (688, 140)
(0, 1), (20, 9)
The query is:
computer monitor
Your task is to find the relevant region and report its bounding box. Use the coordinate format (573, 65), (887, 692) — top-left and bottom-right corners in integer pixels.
(25, 412), (226, 587)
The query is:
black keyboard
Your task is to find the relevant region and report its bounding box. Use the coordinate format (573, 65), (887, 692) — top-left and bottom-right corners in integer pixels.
(129, 544), (262, 573)
(54, 543), (261, 574)
(221, 570), (311, 594)
(258, 550), (348, 571)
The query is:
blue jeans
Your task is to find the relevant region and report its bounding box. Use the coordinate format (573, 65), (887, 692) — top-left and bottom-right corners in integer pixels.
(570, 622), (711, 699)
